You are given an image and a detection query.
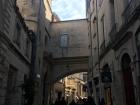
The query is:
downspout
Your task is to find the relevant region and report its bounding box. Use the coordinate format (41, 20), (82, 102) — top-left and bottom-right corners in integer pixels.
(89, 14), (93, 81)
(89, 14), (95, 97)
(29, 31), (37, 80)
(95, 0), (102, 101)
(36, 1), (50, 104)
(87, 0), (93, 96)
(34, 0), (43, 104)
(28, 30), (37, 105)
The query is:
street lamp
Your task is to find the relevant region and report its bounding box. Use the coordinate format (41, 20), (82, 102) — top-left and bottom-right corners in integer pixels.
(36, 74), (41, 79)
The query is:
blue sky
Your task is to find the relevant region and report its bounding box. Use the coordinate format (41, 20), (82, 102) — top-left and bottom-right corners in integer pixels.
(52, 0), (86, 21)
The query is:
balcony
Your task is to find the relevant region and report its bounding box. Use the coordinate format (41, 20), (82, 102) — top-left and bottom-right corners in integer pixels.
(122, 0), (140, 24)
(110, 28), (133, 50)
(109, 1), (140, 50)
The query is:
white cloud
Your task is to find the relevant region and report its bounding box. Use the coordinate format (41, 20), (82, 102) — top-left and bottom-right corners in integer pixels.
(52, 0), (86, 20)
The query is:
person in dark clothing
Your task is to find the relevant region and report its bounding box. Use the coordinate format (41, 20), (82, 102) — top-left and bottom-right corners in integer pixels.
(77, 98), (84, 105)
(86, 96), (96, 105)
(61, 97), (67, 105)
(69, 99), (77, 105)
(82, 98), (87, 105)
(54, 98), (61, 105)
(99, 97), (105, 105)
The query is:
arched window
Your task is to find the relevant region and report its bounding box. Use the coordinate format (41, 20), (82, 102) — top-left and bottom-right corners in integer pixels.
(121, 53), (131, 70)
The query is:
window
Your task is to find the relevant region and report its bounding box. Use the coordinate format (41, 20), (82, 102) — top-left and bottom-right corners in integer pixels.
(123, 0), (131, 8)
(0, 1), (2, 29)
(60, 33), (69, 48)
(93, 33), (96, 39)
(45, 36), (48, 46)
(38, 58), (41, 70)
(5, 66), (17, 105)
(0, 0), (5, 21)
(110, 0), (115, 27)
(0, 78), (3, 88)
(100, 15), (106, 52)
(13, 23), (21, 47)
(101, 15), (105, 43)
(136, 33), (140, 46)
(7, 66), (17, 92)
(98, 0), (103, 7)
(136, 31), (140, 55)
(86, 0), (91, 9)
(38, 30), (41, 44)
(25, 37), (30, 58)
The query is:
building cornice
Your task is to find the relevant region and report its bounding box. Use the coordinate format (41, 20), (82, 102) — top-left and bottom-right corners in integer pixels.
(51, 19), (87, 23)
(52, 56), (89, 64)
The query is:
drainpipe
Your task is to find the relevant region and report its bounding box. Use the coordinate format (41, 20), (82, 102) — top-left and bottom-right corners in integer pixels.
(29, 31), (37, 80)
(87, 0), (93, 96)
(95, 0), (102, 102)
(89, 13), (94, 89)
(27, 30), (37, 105)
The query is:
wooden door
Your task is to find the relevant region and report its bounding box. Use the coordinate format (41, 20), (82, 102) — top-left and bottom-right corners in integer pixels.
(123, 67), (136, 105)
(105, 87), (112, 105)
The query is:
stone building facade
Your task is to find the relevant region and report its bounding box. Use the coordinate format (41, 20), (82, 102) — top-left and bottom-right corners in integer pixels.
(16, 0), (53, 105)
(42, 19), (89, 104)
(0, 0), (53, 105)
(0, 0), (90, 105)
(0, 0), (32, 105)
(86, 0), (140, 105)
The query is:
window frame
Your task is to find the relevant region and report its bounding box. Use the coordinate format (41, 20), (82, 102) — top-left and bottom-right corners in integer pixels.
(60, 33), (69, 48)
(13, 22), (21, 48)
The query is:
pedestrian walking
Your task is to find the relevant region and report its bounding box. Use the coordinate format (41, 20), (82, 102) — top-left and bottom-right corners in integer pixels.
(54, 98), (61, 105)
(69, 99), (77, 105)
(61, 97), (67, 105)
(86, 96), (96, 105)
(77, 98), (84, 105)
(99, 97), (105, 105)
(82, 98), (87, 105)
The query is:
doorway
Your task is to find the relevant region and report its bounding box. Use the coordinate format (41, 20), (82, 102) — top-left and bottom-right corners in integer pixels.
(105, 87), (112, 105)
(121, 53), (136, 105)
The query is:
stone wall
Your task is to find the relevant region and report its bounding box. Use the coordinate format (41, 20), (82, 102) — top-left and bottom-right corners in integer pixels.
(48, 19), (89, 58)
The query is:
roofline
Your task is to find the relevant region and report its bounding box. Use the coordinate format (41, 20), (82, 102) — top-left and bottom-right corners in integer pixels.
(51, 18), (88, 23)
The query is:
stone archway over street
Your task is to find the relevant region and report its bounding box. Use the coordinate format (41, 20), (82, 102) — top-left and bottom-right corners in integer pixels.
(45, 19), (89, 84)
